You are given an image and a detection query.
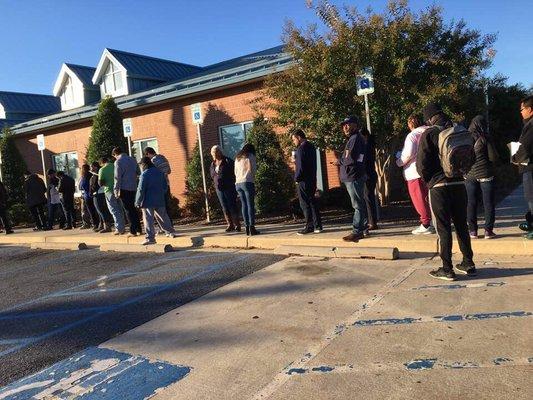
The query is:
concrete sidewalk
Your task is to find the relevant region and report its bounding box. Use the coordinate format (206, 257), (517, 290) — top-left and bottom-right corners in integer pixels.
(0, 186), (531, 256)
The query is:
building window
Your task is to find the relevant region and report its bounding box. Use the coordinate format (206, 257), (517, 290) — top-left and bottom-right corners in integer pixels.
(132, 138), (158, 162)
(102, 62), (123, 95)
(219, 122), (253, 158)
(52, 152), (80, 186)
(61, 75), (75, 106)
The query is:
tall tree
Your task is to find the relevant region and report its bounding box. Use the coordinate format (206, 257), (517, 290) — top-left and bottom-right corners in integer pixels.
(0, 127), (27, 204)
(85, 96), (127, 163)
(263, 0), (496, 203)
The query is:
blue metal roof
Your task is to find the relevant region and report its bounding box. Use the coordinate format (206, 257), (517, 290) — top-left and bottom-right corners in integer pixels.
(65, 64), (97, 88)
(0, 91), (60, 114)
(107, 49), (204, 81)
(10, 45), (293, 135)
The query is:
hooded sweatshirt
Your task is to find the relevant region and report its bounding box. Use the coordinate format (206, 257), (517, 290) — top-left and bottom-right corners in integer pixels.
(465, 115), (498, 180)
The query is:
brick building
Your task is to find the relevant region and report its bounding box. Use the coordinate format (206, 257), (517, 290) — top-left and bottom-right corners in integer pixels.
(5, 46), (341, 202)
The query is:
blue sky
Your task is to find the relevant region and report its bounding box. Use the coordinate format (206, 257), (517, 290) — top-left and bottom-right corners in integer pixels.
(1, 0), (530, 95)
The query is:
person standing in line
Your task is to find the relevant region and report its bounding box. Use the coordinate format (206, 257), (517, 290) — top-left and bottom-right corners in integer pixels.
(417, 103), (475, 281)
(45, 169), (65, 230)
(512, 96), (533, 240)
(465, 115), (499, 239)
(210, 145), (241, 232)
(360, 127), (379, 230)
(23, 171), (47, 231)
(234, 143), (260, 236)
(112, 147), (142, 236)
(135, 157), (177, 245)
(0, 180), (14, 234)
(90, 162), (112, 233)
(331, 117), (368, 242)
(98, 156), (125, 235)
(78, 164), (99, 230)
(291, 130), (322, 235)
(56, 171), (76, 230)
(144, 147), (172, 212)
(396, 114), (434, 235)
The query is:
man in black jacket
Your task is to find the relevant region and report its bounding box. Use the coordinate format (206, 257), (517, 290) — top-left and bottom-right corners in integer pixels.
(513, 96), (533, 239)
(291, 129), (322, 235)
(0, 180), (14, 234)
(24, 171), (47, 230)
(57, 171), (76, 230)
(416, 103), (474, 281)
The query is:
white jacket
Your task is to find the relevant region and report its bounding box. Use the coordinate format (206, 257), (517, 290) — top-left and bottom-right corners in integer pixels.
(234, 154), (257, 184)
(396, 126), (427, 181)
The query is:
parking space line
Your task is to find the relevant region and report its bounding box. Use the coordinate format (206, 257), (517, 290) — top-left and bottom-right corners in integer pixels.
(0, 254), (252, 359)
(48, 284), (170, 298)
(0, 338), (35, 346)
(0, 306), (114, 321)
(409, 282), (507, 291)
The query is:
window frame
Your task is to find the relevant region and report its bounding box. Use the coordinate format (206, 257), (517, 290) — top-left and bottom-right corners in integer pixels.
(51, 151), (81, 195)
(218, 121), (253, 159)
(132, 137), (159, 162)
(102, 61), (124, 95)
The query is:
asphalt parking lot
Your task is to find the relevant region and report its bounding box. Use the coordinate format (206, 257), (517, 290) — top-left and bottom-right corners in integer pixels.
(0, 245), (284, 387)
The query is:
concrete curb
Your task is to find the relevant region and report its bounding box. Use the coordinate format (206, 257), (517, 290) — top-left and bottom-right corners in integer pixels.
(273, 245), (399, 260)
(100, 243), (174, 253)
(30, 242), (88, 251)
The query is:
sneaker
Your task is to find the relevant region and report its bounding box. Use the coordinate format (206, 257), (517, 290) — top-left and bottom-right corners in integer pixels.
(225, 225), (235, 233)
(99, 227), (112, 233)
(342, 232), (364, 242)
(5, 230), (14, 235)
(412, 224), (434, 235)
(141, 239), (156, 245)
(166, 232), (177, 238)
(455, 261), (477, 276)
(113, 230), (125, 235)
(429, 268), (457, 281)
(313, 227), (323, 234)
(484, 230), (496, 239)
(79, 225), (89, 230)
(469, 231), (478, 239)
(249, 226), (260, 236)
(363, 229), (370, 237)
(297, 228), (314, 235)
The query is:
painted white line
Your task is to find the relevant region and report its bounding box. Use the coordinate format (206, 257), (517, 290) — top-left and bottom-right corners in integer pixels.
(48, 284), (170, 298)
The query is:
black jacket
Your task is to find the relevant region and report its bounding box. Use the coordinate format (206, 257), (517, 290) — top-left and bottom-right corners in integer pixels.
(24, 174), (47, 207)
(339, 132), (367, 182)
(466, 115), (498, 180)
(513, 117), (533, 173)
(210, 157), (236, 191)
(58, 174), (76, 197)
(89, 172), (100, 195)
(294, 140), (317, 184)
(416, 115), (464, 188)
(0, 181), (7, 207)
(362, 133), (378, 181)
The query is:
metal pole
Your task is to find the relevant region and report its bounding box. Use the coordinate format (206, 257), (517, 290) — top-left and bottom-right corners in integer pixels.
(40, 150), (47, 186)
(364, 93), (372, 134)
(484, 80), (490, 134)
(0, 150), (3, 182)
(127, 136), (132, 157)
(196, 124), (210, 222)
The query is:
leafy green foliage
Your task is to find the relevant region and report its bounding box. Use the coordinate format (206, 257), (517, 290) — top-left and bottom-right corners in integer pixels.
(184, 142), (218, 217)
(85, 97), (127, 163)
(246, 114), (294, 214)
(264, 0), (497, 202)
(0, 127), (27, 204)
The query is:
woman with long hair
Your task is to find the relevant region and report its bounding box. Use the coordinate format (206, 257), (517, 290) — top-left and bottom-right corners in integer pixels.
(79, 164), (99, 229)
(210, 145), (241, 232)
(235, 143), (260, 236)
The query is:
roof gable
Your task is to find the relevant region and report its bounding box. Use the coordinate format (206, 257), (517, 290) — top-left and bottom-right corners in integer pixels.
(53, 63), (98, 96)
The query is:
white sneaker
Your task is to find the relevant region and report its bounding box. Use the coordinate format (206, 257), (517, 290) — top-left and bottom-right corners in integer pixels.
(411, 224), (435, 235)
(166, 232), (177, 238)
(141, 239), (156, 245)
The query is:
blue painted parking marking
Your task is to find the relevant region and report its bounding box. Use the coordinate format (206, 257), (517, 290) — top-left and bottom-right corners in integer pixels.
(0, 347), (190, 399)
(409, 282), (506, 291)
(352, 311), (532, 327)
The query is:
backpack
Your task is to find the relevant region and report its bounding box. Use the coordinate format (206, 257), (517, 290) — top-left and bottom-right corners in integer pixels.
(437, 124), (475, 178)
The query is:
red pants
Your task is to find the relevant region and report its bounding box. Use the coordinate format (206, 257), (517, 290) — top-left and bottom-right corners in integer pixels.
(407, 178), (432, 226)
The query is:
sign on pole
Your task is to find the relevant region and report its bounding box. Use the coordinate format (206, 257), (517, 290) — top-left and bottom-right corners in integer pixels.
(356, 67), (374, 134)
(191, 103), (203, 125)
(122, 118), (133, 156)
(190, 103), (210, 222)
(36, 134), (47, 185)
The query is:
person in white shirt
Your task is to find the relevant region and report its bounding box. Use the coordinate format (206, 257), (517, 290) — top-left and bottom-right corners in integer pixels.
(234, 143), (260, 236)
(396, 114), (434, 235)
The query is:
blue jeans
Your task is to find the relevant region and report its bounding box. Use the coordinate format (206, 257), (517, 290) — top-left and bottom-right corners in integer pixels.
(215, 188), (238, 216)
(236, 182), (256, 226)
(105, 191), (125, 232)
(465, 178), (495, 232)
(142, 207), (174, 241)
(344, 177), (368, 234)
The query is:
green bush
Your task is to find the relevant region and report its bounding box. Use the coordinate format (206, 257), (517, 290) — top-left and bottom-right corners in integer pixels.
(85, 97), (128, 163)
(246, 114), (294, 215)
(183, 143), (218, 217)
(0, 127), (27, 205)
(7, 203), (32, 226)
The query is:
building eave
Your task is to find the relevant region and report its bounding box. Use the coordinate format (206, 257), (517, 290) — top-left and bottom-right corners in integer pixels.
(11, 55), (294, 136)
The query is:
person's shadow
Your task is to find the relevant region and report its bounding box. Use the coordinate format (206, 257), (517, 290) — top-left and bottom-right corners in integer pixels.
(464, 267), (533, 280)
